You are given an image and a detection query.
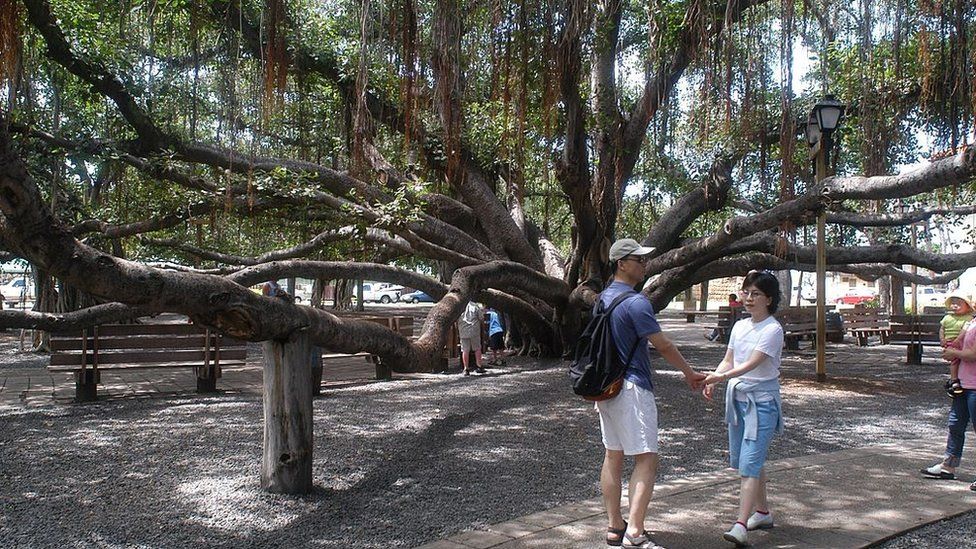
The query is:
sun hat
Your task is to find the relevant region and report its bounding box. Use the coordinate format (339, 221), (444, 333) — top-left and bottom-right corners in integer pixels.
(609, 238), (656, 261)
(945, 295), (973, 311)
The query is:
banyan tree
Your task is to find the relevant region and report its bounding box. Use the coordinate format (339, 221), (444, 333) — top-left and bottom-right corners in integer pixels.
(0, 0), (974, 491)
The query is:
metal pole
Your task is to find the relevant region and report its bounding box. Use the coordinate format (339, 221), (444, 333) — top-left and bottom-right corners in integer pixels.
(815, 136), (829, 382)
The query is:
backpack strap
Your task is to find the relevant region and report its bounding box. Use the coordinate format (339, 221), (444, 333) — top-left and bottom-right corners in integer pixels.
(600, 290), (637, 314)
(602, 290), (644, 369)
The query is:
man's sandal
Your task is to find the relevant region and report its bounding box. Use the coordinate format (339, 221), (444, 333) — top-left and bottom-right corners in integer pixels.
(606, 522), (627, 547)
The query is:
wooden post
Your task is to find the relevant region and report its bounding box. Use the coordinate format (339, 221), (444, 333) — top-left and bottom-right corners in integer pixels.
(261, 331), (314, 494)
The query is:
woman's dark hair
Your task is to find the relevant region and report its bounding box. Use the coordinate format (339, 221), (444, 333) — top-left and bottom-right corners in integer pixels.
(741, 271), (782, 314)
(728, 293), (739, 301)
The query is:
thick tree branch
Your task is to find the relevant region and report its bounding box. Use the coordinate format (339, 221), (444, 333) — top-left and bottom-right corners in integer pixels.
(0, 303), (149, 331)
(828, 204), (976, 226)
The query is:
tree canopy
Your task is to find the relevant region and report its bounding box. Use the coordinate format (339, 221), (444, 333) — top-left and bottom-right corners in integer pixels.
(0, 0), (974, 368)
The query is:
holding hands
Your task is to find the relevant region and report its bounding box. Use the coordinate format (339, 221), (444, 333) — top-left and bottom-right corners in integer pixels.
(699, 370), (730, 401)
(684, 370), (707, 391)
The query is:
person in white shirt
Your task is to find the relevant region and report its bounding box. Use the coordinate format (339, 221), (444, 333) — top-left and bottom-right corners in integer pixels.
(703, 271), (785, 547)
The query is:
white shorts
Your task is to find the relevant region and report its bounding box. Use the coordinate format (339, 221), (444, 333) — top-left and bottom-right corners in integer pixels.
(460, 334), (481, 353)
(596, 380), (658, 455)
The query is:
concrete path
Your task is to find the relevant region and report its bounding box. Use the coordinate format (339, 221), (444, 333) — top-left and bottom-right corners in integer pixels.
(415, 440), (976, 549)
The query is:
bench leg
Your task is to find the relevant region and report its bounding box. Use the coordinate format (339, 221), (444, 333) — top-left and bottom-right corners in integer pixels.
(74, 369), (99, 402)
(907, 344), (922, 365)
(785, 337), (800, 351)
(196, 365), (219, 393)
(309, 346), (323, 396)
(685, 314), (695, 323)
(197, 375), (218, 393)
(374, 359), (392, 381)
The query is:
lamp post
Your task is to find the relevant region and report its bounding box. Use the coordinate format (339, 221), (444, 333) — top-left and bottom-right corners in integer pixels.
(805, 95), (845, 382)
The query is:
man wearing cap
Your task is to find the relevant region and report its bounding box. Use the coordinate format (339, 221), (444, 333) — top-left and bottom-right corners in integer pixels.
(598, 238), (706, 548)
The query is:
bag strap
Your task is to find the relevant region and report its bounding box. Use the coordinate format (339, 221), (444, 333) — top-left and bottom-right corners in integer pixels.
(601, 290), (644, 369)
(600, 290), (637, 315)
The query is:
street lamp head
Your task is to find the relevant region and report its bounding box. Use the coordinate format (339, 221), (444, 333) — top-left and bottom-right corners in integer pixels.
(813, 94), (845, 133)
(805, 113), (821, 146)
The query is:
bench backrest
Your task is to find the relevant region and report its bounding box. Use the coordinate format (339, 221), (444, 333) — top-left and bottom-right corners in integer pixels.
(50, 323), (247, 367)
(357, 316), (414, 338)
(842, 309), (889, 329)
(774, 308), (816, 331)
(889, 314), (941, 343)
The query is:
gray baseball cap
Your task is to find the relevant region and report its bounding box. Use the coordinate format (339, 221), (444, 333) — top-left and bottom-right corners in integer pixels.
(609, 238), (656, 261)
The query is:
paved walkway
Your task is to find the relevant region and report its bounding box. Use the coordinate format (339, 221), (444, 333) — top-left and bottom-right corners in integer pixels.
(416, 440), (976, 548)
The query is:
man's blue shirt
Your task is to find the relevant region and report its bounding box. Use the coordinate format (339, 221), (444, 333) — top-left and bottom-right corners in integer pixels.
(596, 281), (661, 391)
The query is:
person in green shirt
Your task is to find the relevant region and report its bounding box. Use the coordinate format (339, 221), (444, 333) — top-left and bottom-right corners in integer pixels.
(942, 295), (974, 396)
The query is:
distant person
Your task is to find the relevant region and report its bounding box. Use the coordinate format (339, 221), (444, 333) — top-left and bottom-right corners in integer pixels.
(458, 300), (485, 376)
(262, 279), (293, 303)
(940, 295), (974, 396)
(703, 272), (785, 547)
(705, 293), (744, 342)
(596, 238), (705, 548)
(921, 300), (976, 492)
(486, 307), (506, 366)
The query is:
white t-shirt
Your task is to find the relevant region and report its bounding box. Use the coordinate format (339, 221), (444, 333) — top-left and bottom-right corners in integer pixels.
(728, 316), (783, 390)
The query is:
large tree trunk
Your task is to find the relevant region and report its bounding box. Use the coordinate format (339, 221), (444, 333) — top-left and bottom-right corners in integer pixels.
(261, 331), (315, 494)
(890, 277), (905, 314)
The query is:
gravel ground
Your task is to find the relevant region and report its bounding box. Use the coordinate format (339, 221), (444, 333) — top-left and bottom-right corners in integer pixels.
(874, 509), (976, 548)
(0, 315), (972, 548)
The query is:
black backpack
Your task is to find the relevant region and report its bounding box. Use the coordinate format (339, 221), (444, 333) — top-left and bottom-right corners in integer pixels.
(569, 291), (642, 401)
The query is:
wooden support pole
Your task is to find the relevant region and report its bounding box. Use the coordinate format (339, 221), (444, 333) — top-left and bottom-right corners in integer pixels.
(261, 331), (314, 494)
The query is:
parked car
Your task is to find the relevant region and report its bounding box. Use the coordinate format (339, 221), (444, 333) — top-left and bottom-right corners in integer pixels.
(834, 289), (876, 305)
(906, 286), (950, 306)
(1, 277), (35, 306)
(361, 282), (401, 304)
(399, 290), (435, 303)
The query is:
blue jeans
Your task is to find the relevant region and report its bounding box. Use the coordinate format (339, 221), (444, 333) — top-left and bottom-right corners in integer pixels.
(944, 389), (976, 468)
(729, 399), (779, 477)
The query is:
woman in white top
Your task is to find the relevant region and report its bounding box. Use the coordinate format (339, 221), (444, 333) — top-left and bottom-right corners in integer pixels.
(703, 271), (785, 547)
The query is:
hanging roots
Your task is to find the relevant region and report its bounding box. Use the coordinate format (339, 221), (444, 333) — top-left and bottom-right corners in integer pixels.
(0, 0), (21, 85)
(262, 0), (288, 120)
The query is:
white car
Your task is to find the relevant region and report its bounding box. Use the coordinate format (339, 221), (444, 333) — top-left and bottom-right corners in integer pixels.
(1, 278), (35, 306)
(906, 287), (950, 307)
(360, 282), (401, 304)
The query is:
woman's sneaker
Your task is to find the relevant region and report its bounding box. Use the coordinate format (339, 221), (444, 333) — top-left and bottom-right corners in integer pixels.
(919, 463), (955, 479)
(722, 522), (748, 546)
(746, 510), (773, 530)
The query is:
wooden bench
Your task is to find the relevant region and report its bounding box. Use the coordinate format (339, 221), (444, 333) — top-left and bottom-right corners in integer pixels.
(888, 314), (941, 364)
(314, 315), (414, 392)
(699, 307), (742, 343)
(775, 307), (843, 350)
(685, 310), (721, 323)
(842, 308), (890, 346)
(49, 323), (247, 402)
